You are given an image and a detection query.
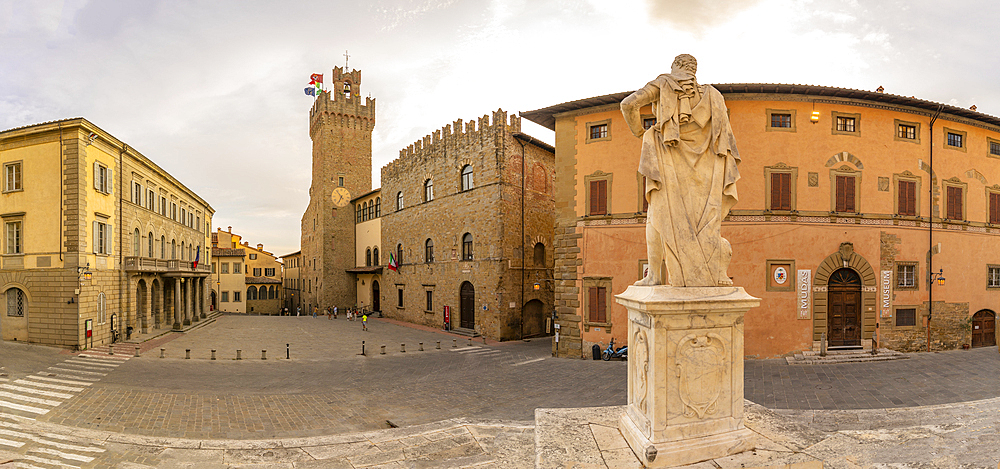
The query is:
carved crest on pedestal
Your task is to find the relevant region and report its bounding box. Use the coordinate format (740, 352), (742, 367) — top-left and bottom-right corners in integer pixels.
(633, 329), (649, 413)
(675, 333), (725, 419)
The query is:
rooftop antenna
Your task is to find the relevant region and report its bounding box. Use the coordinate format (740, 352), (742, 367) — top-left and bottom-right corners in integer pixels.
(344, 50), (350, 70)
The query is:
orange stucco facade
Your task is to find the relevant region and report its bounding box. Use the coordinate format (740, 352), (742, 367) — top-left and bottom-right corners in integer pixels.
(526, 84), (1000, 358)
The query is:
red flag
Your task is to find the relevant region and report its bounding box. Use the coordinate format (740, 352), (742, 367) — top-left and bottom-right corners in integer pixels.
(309, 73), (323, 85)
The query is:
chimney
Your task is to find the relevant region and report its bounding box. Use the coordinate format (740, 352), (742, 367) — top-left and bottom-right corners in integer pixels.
(228, 226), (232, 232)
(257, 244), (263, 251)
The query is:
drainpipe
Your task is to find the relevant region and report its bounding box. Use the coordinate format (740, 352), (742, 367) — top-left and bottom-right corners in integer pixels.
(927, 104), (943, 352)
(516, 136), (526, 340)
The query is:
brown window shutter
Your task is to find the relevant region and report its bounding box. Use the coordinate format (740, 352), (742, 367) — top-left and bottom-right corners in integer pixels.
(597, 287), (607, 322)
(598, 180), (607, 214)
(590, 181), (599, 215)
(835, 176), (846, 212)
(589, 287), (598, 322)
(771, 173), (791, 210)
(898, 180), (915, 216)
(844, 176), (855, 212)
(947, 186), (962, 219)
(991, 193), (1000, 223)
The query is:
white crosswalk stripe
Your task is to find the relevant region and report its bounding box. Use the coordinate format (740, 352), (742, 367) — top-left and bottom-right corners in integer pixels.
(0, 435), (26, 448)
(66, 357), (119, 367)
(1, 384), (74, 400)
(27, 375), (92, 387)
(55, 362), (112, 372)
(14, 379), (84, 393)
(46, 367), (106, 376)
(0, 399), (50, 415)
(21, 454), (81, 468)
(64, 359), (118, 369)
(0, 391), (61, 407)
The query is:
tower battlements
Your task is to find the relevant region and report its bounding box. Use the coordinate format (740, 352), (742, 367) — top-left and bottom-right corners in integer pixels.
(308, 67), (375, 137)
(382, 110), (520, 176)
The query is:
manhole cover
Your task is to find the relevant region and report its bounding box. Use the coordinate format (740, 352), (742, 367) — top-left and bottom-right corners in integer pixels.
(815, 384), (833, 390)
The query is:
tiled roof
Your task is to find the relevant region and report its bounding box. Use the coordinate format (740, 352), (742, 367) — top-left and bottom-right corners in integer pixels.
(212, 248), (244, 257)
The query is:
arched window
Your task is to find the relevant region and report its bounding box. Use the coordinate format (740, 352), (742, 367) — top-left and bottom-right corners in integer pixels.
(462, 233), (473, 261)
(375, 198), (380, 217)
(373, 247), (379, 265)
(368, 201), (374, 220)
(424, 179), (434, 202)
(133, 229), (140, 256)
(366, 248), (372, 267)
(171, 240), (176, 259)
(148, 232), (153, 258)
(397, 243), (403, 265)
(362, 201), (368, 221)
(180, 242), (185, 260)
(5, 288), (25, 318)
(161, 236), (166, 259)
(533, 242), (546, 266)
(397, 191), (403, 211)
(357, 203), (362, 223)
(425, 238), (434, 263)
(259, 285), (267, 299)
(97, 291), (106, 323)
(461, 165), (474, 191)
(269, 285), (275, 299)
(247, 286), (256, 300)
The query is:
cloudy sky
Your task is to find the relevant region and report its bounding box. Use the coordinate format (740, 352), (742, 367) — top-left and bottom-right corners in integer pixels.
(2, 0), (996, 255)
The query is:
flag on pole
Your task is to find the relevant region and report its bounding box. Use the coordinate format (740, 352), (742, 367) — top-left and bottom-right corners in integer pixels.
(388, 252), (398, 272)
(309, 73), (323, 85)
(304, 87), (315, 96)
(193, 246), (201, 269)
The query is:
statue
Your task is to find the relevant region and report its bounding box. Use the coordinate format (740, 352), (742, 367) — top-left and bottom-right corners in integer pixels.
(622, 54), (741, 287)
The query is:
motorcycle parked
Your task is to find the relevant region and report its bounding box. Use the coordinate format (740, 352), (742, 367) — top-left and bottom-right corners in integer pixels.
(602, 338), (628, 361)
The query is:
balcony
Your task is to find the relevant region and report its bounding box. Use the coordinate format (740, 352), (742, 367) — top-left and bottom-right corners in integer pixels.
(124, 257), (211, 275)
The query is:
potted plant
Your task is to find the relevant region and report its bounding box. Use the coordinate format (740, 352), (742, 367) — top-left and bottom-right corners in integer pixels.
(959, 316), (974, 349)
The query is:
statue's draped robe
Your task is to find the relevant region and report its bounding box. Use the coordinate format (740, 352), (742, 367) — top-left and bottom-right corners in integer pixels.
(637, 74), (741, 286)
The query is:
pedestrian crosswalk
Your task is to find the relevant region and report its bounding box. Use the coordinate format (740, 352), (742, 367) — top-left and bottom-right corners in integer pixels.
(449, 345), (502, 357)
(0, 352), (123, 468)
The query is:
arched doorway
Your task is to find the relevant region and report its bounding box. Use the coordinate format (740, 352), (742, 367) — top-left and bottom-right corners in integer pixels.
(136, 279), (147, 333)
(972, 309), (996, 348)
(523, 299), (545, 338)
(828, 268), (862, 347)
(372, 280), (380, 312)
(460, 281), (475, 330)
(210, 290), (217, 311)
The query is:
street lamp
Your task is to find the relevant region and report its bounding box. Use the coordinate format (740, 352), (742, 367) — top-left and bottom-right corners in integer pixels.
(930, 269), (945, 287)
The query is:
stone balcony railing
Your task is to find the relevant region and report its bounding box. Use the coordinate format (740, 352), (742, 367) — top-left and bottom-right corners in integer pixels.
(123, 256), (212, 274)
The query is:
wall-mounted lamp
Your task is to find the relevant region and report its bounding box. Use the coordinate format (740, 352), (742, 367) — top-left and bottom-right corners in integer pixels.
(810, 111), (820, 123)
(930, 268), (946, 286)
(77, 263), (92, 281)
(533, 282), (540, 291)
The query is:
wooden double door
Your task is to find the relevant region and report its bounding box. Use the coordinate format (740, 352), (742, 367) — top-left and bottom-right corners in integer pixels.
(972, 310), (996, 348)
(828, 268), (862, 347)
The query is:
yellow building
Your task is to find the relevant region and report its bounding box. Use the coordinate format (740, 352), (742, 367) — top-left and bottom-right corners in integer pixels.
(347, 189), (382, 312)
(280, 251), (302, 314)
(244, 241), (282, 315)
(524, 84), (1000, 359)
(1, 118), (213, 348)
(211, 227), (282, 315)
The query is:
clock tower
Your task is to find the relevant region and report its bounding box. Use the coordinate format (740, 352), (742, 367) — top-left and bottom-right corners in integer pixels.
(301, 66), (375, 311)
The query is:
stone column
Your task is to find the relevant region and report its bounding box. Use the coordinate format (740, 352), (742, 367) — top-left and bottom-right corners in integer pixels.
(172, 279), (182, 330)
(616, 286), (759, 468)
(201, 278), (208, 319)
(182, 278), (191, 326)
(192, 278), (201, 322)
(140, 281), (148, 334)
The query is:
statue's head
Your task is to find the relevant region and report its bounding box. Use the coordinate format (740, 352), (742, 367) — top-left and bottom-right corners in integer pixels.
(671, 54), (697, 77)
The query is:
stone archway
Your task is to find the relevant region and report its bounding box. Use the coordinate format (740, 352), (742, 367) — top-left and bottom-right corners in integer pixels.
(136, 279), (148, 334)
(813, 242), (877, 345)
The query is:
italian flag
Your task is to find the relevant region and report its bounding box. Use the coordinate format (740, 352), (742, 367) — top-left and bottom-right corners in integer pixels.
(388, 252), (398, 272)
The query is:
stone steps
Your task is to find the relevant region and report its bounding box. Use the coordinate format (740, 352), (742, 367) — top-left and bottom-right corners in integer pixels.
(786, 348), (909, 365)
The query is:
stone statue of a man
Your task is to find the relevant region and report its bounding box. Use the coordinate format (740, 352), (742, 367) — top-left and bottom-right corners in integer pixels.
(622, 54), (741, 287)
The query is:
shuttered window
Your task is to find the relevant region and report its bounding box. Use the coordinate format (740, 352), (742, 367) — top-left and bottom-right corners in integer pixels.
(588, 287), (606, 323)
(946, 186), (963, 220)
(589, 180), (607, 215)
(770, 172), (791, 210)
(990, 193), (1000, 224)
(835, 175), (856, 213)
(897, 180), (916, 216)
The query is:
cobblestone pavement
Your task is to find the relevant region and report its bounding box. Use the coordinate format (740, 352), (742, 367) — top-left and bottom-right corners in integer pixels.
(745, 346), (1000, 410)
(0, 315), (998, 467)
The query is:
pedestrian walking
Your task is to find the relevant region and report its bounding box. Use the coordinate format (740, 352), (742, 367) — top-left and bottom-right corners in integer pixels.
(362, 313), (368, 331)
(296, 307), (300, 317)
(313, 306), (318, 318)
(333, 306), (338, 319)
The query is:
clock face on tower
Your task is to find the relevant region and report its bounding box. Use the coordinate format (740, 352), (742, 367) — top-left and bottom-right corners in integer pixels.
(331, 187), (352, 207)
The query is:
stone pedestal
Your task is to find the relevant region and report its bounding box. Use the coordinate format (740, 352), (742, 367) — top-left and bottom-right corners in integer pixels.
(616, 285), (759, 467)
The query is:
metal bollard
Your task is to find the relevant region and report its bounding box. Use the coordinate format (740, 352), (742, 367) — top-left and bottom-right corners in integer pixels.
(236, 349), (242, 360)
(261, 350), (267, 360)
(134, 346), (141, 358)
(211, 349), (216, 360)
(436, 341), (441, 349)
(286, 343), (290, 360)
(483, 336), (487, 345)
(419, 342), (423, 351)
(468, 338), (472, 346)
(380, 345), (386, 355)
(109, 345), (114, 355)
(401, 344), (405, 353)
(160, 348), (165, 359)
(185, 349), (190, 359)
(453, 339), (457, 348)
(362, 340), (366, 356)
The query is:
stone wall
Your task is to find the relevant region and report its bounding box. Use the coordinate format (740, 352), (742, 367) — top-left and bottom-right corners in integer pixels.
(379, 110), (554, 341)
